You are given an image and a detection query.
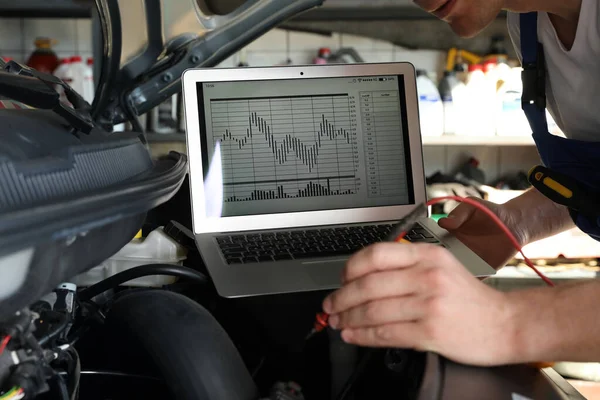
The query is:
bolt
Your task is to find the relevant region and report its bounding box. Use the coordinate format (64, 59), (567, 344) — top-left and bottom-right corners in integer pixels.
(162, 73), (173, 83)
(190, 55), (200, 64)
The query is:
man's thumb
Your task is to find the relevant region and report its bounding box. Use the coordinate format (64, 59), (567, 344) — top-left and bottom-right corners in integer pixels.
(438, 203), (477, 230)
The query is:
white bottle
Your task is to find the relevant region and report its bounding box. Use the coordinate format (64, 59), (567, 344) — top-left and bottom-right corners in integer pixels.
(416, 70), (444, 137)
(463, 64), (495, 136)
(69, 56), (87, 100)
(53, 58), (71, 105)
(496, 67), (532, 136)
(438, 71), (467, 135)
(494, 62), (513, 89)
(72, 227), (188, 288)
(82, 57), (95, 104)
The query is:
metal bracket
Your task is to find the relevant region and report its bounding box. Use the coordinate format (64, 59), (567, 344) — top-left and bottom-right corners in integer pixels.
(94, 0), (325, 127)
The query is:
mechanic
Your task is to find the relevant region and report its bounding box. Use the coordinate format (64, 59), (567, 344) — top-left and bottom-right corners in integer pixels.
(322, 0), (600, 366)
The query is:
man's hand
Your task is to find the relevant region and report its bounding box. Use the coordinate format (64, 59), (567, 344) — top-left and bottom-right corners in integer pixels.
(322, 242), (516, 366)
(438, 198), (523, 270)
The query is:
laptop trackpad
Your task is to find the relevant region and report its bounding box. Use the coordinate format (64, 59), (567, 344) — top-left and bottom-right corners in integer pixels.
(303, 258), (347, 287)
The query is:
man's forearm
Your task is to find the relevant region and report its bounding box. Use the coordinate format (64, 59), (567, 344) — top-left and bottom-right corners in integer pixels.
(505, 188), (574, 245)
(505, 280), (600, 363)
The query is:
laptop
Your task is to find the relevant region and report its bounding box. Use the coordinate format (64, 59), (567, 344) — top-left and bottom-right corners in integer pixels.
(182, 63), (495, 298)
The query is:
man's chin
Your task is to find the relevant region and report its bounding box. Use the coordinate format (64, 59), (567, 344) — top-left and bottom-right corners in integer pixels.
(448, 19), (489, 38)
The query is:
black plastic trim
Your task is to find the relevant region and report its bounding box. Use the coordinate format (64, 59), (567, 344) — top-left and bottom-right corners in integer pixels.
(0, 152), (187, 257)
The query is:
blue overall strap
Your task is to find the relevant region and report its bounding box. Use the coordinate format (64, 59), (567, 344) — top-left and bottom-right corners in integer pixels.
(520, 12), (548, 133)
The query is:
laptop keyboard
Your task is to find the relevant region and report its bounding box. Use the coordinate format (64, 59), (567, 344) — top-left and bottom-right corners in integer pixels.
(217, 224), (440, 265)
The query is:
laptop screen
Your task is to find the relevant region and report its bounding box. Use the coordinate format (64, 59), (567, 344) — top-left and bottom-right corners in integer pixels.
(196, 75), (415, 218)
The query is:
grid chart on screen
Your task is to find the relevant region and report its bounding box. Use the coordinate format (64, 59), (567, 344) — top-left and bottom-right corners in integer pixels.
(211, 94), (360, 202)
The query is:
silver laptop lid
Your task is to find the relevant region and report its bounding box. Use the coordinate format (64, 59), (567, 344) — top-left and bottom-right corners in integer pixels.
(182, 63), (426, 234)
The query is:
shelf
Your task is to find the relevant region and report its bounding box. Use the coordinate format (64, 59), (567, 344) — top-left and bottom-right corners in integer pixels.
(0, 0), (92, 18)
(422, 135), (534, 146)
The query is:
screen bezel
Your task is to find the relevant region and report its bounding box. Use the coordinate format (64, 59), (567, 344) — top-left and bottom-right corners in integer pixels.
(183, 63), (427, 234)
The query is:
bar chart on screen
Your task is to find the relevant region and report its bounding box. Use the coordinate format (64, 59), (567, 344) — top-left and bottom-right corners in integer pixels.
(210, 93), (361, 202)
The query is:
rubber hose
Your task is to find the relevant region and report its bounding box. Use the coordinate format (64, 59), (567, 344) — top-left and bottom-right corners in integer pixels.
(79, 264), (209, 301)
(105, 290), (259, 400)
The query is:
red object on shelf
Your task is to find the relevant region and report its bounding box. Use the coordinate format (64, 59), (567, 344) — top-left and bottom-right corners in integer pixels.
(26, 37), (60, 74)
(468, 64), (483, 73)
(483, 60), (497, 73)
(318, 47), (331, 58)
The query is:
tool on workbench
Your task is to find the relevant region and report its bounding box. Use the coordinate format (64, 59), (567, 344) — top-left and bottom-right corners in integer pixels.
(528, 165), (598, 216)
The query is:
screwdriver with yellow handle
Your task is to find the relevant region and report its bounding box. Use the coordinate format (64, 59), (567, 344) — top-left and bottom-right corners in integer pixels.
(528, 165), (596, 216)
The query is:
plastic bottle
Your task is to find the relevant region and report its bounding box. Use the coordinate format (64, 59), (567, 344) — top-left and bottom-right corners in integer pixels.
(72, 227), (188, 288)
(26, 37), (59, 74)
(53, 58), (72, 105)
(463, 64), (495, 137)
(416, 70), (444, 137)
(313, 47), (331, 64)
(494, 62), (512, 91)
(83, 57), (95, 104)
(68, 56), (87, 100)
(483, 60), (497, 79)
(438, 71), (467, 135)
(496, 67), (534, 136)
(453, 55), (469, 84)
(483, 61), (501, 135)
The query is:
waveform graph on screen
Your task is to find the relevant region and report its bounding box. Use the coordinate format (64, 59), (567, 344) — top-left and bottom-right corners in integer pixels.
(210, 94), (360, 202)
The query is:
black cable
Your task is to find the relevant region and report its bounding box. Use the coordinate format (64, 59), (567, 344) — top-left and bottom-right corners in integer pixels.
(65, 348), (81, 400)
(79, 264), (210, 301)
(60, 370), (162, 381)
(38, 312), (69, 347)
(54, 374), (70, 400)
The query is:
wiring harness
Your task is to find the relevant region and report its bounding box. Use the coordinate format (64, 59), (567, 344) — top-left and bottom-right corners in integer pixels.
(0, 310), (54, 400)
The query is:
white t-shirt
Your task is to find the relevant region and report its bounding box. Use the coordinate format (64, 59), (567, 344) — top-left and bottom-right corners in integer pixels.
(507, 0), (600, 141)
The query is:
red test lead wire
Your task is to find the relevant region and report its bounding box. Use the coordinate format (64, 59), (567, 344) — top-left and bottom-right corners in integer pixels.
(305, 312), (330, 339)
(310, 195), (556, 337)
(423, 196), (555, 287)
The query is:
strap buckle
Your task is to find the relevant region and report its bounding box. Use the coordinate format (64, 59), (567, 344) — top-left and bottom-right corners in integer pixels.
(521, 43), (546, 110)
